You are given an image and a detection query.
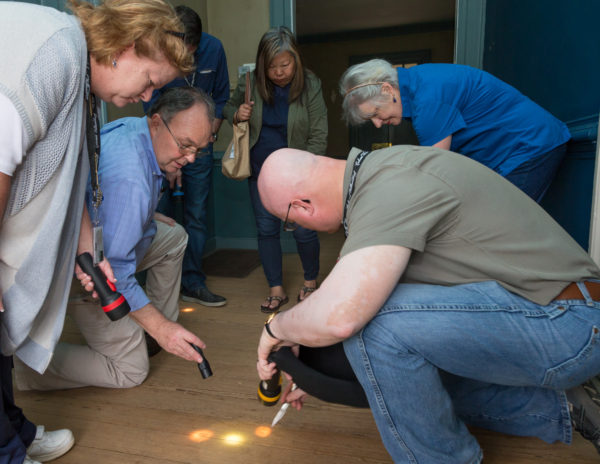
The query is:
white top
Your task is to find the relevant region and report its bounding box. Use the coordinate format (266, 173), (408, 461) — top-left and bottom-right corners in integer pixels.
(0, 92), (25, 176)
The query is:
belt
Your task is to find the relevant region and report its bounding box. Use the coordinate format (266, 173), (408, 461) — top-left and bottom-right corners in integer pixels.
(553, 281), (600, 302)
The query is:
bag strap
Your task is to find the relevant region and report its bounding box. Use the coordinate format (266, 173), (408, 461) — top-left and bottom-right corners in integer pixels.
(244, 71), (251, 105)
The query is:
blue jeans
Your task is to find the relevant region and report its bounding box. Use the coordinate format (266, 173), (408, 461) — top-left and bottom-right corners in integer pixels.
(504, 143), (567, 203)
(248, 178), (320, 287)
(343, 280), (600, 463)
(157, 151), (213, 291)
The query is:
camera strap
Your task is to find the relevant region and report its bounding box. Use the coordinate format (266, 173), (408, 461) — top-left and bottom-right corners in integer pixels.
(85, 54), (104, 264)
(85, 53), (102, 216)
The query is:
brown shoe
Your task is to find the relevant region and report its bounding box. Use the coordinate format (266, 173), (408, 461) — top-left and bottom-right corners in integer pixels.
(260, 295), (289, 314)
(297, 286), (317, 302)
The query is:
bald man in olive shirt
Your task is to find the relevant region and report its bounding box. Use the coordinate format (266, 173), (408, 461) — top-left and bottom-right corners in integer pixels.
(256, 145), (600, 463)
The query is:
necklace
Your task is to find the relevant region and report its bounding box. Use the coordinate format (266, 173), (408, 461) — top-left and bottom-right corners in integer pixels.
(184, 71), (196, 87)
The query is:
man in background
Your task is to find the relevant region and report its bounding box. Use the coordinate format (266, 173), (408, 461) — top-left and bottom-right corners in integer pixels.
(144, 5), (229, 307)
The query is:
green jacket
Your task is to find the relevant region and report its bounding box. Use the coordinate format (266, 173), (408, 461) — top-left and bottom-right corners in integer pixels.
(223, 70), (328, 155)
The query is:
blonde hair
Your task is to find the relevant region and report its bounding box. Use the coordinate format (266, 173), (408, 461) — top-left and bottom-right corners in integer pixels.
(68, 0), (194, 74)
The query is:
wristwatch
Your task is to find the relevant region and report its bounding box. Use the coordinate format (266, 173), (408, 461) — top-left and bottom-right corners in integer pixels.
(264, 311), (279, 339)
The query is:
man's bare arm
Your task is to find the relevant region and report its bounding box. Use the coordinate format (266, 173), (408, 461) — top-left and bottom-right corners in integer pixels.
(257, 244), (411, 378)
(433, 135), (452, 150)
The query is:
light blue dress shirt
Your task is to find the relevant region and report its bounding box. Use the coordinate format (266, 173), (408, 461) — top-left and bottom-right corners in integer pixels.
(85, 117), (164, 311)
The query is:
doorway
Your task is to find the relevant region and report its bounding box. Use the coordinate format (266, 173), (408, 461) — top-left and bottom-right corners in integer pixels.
(294, 0), (456, 157)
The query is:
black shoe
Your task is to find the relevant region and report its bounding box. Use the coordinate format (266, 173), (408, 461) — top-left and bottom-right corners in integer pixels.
(567, 380), (600, 453)
(181, 286), (227, 307)
(144, 331), (162, 357)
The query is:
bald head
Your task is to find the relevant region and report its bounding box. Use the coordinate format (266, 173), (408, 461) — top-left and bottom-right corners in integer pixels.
(258, 148), (346, 233)
(258, 149), (315, 213)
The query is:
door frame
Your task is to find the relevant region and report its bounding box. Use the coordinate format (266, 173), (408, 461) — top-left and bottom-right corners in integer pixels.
(454, 0), (486, 68)
(270, 0), (296, 32)
(588, 115), (600, 263)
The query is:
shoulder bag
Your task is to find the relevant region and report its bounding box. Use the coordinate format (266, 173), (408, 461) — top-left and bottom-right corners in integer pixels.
(222, 71), (251, 180)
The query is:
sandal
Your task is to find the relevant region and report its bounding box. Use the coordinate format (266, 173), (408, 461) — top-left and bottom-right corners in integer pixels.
(297, 286), (317, 302)
(260, 295), (289, 314)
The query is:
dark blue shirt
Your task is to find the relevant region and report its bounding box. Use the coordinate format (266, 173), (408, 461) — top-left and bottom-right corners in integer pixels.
(143, 32), (229, 149)
(397, 64), (571, 175)
(250, 84), (290, 178)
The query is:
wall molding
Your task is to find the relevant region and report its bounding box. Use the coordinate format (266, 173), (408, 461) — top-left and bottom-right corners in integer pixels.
(207, 237), (297, 254)
(297, 20), (454, 45)
(587, 114), (600, 262)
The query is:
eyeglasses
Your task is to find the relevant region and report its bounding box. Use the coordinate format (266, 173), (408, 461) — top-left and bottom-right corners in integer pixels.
(282, 199), (310, 232)
(160, 116), (205, 157)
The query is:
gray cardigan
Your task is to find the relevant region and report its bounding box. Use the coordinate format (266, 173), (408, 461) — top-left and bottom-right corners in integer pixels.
(0, 3), (88, 373)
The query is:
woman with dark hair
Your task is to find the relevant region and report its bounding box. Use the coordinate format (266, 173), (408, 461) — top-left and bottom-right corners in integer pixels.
(0, 1), (192, 461)
(223, 27), (328, 313)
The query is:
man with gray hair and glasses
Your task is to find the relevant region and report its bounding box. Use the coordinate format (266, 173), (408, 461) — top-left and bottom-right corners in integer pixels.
(15, 87), (214, 390)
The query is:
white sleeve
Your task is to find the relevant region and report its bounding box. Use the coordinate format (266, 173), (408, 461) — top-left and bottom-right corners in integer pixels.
(0, 93), (26, 176)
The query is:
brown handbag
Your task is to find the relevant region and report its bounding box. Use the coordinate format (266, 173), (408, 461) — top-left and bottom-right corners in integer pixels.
(222, 71), (251, 180)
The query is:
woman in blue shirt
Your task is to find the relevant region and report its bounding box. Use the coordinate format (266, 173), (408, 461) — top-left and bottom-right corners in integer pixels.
(339, 59), (571, 202)
(223, 27), (328, 313)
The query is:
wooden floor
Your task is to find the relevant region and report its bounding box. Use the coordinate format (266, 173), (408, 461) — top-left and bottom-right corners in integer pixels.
(15, 231), (600, 463)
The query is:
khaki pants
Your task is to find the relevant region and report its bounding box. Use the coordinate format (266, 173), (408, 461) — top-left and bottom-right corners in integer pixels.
(15, 221), (187, 390)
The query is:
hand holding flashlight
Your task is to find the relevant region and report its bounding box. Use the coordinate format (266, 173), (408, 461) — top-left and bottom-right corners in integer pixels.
(76, 252), (130, 321)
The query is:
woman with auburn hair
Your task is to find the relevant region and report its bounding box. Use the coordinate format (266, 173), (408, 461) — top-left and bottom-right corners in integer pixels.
(69, 0), (194, 106)
(223, 27), (328, 314)
(0, 1), (191, 462)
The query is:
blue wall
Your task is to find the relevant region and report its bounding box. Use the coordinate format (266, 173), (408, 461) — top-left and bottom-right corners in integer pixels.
(206, 153), (298, 254)
(484, 0), (600, 122)
(483, 0), (600, 249)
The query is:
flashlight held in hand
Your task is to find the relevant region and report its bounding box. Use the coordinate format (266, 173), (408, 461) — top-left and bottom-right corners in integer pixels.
(76, 252), (130, 321)
(191, 344), (213, 379)
(258, 367), (281, 407)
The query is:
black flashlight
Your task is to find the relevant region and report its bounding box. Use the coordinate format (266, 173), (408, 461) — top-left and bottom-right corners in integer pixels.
(76, 252), (131, 321)
(257, 367), (282, 406)
(191, 344), (213, 379)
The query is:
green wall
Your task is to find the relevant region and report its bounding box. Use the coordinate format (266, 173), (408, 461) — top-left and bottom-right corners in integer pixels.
(208, 156), (299, 253)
